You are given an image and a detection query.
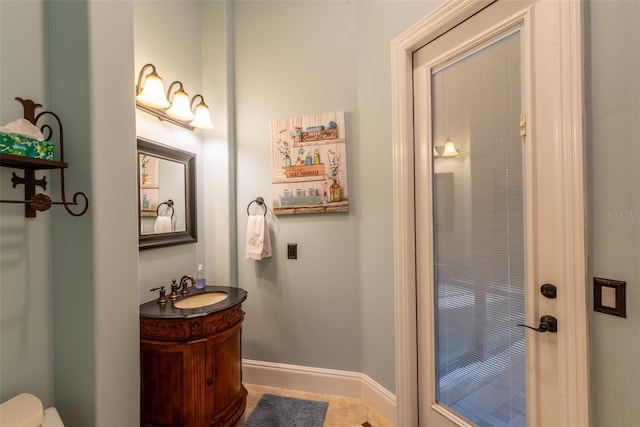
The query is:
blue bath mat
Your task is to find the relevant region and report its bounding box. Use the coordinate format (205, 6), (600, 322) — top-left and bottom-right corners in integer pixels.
(244, 393), (329, 427)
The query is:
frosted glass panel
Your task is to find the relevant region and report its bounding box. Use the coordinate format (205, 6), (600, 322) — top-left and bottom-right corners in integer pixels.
(432, 31), (526, 426)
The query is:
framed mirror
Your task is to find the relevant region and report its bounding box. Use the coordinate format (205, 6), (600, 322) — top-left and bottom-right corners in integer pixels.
(137, 137), (197, 249)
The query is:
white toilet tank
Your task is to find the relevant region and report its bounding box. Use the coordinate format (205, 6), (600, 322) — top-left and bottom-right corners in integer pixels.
(0, 393), (64, 427)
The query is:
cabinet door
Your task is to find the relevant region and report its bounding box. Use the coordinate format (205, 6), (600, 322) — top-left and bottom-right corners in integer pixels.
(205, 322), (245, 425)
(141, 340), (206, 427)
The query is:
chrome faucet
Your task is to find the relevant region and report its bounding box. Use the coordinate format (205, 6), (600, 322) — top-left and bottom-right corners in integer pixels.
(180, 274), (195, 296)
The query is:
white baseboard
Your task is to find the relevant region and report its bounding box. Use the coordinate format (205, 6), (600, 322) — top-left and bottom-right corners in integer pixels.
(242, 359), (397, 426)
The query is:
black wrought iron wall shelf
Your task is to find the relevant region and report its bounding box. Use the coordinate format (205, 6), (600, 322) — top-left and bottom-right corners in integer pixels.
(0, 97), (89, 217)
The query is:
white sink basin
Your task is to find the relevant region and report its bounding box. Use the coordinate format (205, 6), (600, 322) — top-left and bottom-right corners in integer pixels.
(174, 292), (228, 309)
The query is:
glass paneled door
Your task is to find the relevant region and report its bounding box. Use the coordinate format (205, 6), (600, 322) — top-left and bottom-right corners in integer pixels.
(431, 30), (525, 426)
(402, 1), (588, 426)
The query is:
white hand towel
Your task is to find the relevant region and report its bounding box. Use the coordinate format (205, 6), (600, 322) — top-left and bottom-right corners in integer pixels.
(154, 216), (172, 233)
(245, 215), (272, 260)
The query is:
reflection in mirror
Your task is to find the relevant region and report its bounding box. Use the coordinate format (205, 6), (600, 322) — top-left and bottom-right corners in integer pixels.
(137, 137), (197, 249)
(140, 157), (186, 234)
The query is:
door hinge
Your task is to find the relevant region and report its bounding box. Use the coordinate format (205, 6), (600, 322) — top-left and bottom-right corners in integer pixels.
(519, 113), (526, 137)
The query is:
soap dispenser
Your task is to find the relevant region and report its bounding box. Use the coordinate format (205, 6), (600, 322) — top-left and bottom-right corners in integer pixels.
(195, 264), (206, 289)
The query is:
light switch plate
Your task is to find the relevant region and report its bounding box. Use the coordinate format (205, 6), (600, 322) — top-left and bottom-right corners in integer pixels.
(287, 243), (298, 260)
(594, 277), (626, 318)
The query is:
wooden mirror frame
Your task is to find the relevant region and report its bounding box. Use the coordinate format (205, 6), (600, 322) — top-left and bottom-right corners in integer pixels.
(137, 137), (197, 250)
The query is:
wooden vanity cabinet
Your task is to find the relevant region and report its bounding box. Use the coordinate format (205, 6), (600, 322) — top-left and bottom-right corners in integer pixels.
(140, 304), (247, 427)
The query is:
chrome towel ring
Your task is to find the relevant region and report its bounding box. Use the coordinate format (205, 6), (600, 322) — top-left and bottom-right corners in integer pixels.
(157, 199), (175, 218)
(247, 197), (267, 216)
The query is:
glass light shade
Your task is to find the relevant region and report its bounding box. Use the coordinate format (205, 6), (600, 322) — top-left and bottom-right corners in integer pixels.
(136, 73), (171, 109)
(166, 89), (195, 121)
(190, 102), (214, 129)
(442, 137), (459, 157)
(433, 146), (440, 157)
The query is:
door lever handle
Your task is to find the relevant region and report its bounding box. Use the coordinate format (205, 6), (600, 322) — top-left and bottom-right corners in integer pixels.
(517, 315), (557, 333)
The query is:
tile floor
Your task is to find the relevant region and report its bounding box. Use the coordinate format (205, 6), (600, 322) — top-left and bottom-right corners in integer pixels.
(233, 384), (393, 427)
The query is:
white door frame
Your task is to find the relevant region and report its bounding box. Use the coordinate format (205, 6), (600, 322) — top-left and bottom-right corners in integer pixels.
(391, 1), (589, 426)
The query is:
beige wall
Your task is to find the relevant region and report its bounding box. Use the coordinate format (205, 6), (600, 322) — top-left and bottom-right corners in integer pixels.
(0, 0), (53, 406)
(586, 0), (640, 424)
(232, 1), (439, 393)
(135, 1), (234, 303)
(46, 1), (139, 425)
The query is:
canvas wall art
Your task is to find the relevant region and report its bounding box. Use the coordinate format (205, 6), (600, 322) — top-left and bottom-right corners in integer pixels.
(270, 111), (349, 215)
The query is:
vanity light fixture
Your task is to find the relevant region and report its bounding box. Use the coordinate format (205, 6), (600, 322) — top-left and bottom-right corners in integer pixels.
(134, 63), (214, 131)
(441, 136), (459, 157)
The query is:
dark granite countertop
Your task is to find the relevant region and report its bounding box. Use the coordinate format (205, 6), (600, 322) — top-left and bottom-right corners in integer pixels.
(140, 285), (248, 319)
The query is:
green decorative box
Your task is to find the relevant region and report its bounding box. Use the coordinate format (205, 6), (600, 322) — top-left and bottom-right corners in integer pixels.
(0, 131), (54, 160)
